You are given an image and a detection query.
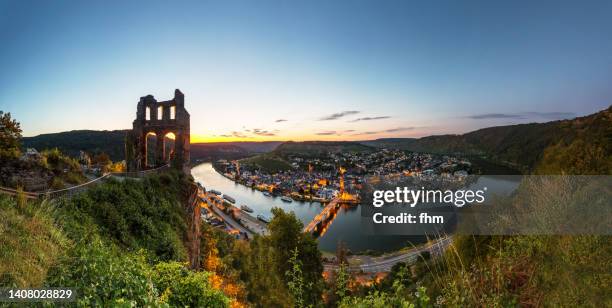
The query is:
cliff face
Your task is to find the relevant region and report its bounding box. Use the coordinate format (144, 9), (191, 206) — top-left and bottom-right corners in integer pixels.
(184, 181), (201, 270)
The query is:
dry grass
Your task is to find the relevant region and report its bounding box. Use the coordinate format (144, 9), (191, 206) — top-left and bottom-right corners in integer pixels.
(0, 195), (68, 287)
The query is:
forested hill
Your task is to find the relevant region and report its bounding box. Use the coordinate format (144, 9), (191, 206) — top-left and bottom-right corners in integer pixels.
(23, 130), (129, 161)
(273, 141), (374, 158)
(22, 130), (282, 162)
(363, 106), (612, 173)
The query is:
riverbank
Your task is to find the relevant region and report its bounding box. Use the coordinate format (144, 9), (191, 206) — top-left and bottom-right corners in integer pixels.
(212, 163), (332, 204)
(193, 162), (447, 254)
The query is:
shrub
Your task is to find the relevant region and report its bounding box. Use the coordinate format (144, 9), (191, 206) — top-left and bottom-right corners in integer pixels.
(152, 261), (229, 307)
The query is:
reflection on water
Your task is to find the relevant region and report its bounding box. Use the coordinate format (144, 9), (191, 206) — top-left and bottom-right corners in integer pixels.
(191, 162), (519, 253)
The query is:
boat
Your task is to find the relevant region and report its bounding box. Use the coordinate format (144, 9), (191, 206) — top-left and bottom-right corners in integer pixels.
(223, 194), (236, 203)
(263, 191), (272, 197)
(257, 214), (270, 223)
(209, 189), (221, 195)
(240, 204), (253, 213)
(280, 196), (293, 203)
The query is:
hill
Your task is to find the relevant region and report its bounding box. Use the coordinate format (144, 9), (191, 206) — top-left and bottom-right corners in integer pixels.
(363, 106), (612, 173)
(239, 141), (374, 173)
(190, 141), (282, 162)
(22, 130), (128, 161)
(22, 130), (282, 163)
(273, 141), (374, 158)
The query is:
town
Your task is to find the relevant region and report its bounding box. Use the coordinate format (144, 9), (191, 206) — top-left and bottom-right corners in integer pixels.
(214, 149), (473, 204)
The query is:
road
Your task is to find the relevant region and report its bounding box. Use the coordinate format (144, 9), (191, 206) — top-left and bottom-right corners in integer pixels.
(198, 190), (255, 237)
(324, 236), (453, 273)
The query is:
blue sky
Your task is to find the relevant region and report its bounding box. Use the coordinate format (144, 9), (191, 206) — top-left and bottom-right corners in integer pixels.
(1, 0), (611, 141)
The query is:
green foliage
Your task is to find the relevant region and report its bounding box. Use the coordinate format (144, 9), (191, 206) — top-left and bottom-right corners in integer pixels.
(217, 208), (324, 307)
(46, 237), (229, 307)
(534, 106), (611, 174)
(22, 129), (128, 162)
(57, 172), (189, 261)
(335, 262), (350, 301)
(240, 153), (293, 173)
(152, 261), (229, 307)
(285, 247), (307, 308)
(364, 106), (612, 174)
(47, 237), (160, 307)
(0, 111), (22, 161)
(268, 208), (323, 305)
(41, 148), (86, 185)
(434, 235), (612, 307)
(339, 285), (430, 308)
(0, 196), (68, 288)
(274, 141), (374, 159)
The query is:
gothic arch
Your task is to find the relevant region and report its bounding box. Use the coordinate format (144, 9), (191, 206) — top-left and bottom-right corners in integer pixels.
(126, 89), (190, 172)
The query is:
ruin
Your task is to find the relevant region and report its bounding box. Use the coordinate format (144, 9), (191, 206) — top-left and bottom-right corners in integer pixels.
(126, 89), (190, 173)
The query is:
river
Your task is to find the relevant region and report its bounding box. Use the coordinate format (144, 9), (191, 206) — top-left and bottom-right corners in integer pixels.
(191, 162), (519, 253)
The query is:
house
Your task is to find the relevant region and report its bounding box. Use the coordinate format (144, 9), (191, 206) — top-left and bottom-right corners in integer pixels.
(20, 148), (41, 161)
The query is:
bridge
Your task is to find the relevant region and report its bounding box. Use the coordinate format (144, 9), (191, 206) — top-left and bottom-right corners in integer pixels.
(303, 196), (341, 234)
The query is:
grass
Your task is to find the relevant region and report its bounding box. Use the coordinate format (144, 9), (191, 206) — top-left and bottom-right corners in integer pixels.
(0, 195), (69, 287)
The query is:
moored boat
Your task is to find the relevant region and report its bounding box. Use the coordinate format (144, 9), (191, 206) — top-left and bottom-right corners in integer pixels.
(223, 194), (236, 203)
(257, 214), (270, 223)
(280, 196), (293, 203)
(240, 204), (253, 213)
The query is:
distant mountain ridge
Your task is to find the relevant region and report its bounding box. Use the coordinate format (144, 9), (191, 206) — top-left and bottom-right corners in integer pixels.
(21, 106), (610, 173)
(22, 130), (282, 162)
(273, 141), (374, 158)
(22, 130), (129, 161)
(362, 106), (611, 173)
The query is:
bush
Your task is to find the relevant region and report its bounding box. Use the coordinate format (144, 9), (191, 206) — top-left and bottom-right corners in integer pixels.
(152, 261), (229, 307)
(47, 237), (160, 307)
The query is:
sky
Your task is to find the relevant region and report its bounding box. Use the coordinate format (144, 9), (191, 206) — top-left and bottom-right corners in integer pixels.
(1, 0), (611, 142)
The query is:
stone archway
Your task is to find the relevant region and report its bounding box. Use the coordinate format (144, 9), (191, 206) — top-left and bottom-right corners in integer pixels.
(126, 89), (190, 173)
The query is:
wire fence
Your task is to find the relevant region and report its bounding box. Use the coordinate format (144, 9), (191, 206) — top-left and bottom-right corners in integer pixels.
(0, 164), (171, 200)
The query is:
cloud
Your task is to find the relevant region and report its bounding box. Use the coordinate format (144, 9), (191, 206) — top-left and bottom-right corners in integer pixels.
(467, 113), (525, 120)
(315, 131), (338, 135)
(353, 126), (421, 136)
(384, 127), (417, 133)
(466, 111), (575, 120)
(231, 131), (250, 138)
(252, 128), (276, 136)
(352, 127), (419, 135)
(319, 110), (360, 121)
(349, 116), (391, 122)
(275, 119), (288, 123)
(343, 129), (356, 133)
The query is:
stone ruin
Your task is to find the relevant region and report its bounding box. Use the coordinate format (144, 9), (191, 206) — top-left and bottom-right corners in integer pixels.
(126, 89), (190, 173)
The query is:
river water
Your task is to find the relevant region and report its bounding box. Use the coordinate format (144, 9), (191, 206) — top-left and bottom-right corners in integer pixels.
(192, 162), (519, 253)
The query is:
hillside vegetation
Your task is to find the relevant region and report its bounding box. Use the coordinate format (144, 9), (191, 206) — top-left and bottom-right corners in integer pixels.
(22, 130), (129, 162)
(240, 141), (374, 172)
(0, 171), (230, 306)
(364, 106), (612, 173)
(274, 141), (374, 158)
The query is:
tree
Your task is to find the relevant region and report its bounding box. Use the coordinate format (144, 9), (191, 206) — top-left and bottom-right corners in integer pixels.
(0, 111), (22, 160)
(93, 152), (112, 167)
(268, 207), (324, 305)
(335, 262), (350, 301)
(286, 247), (307, 307)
